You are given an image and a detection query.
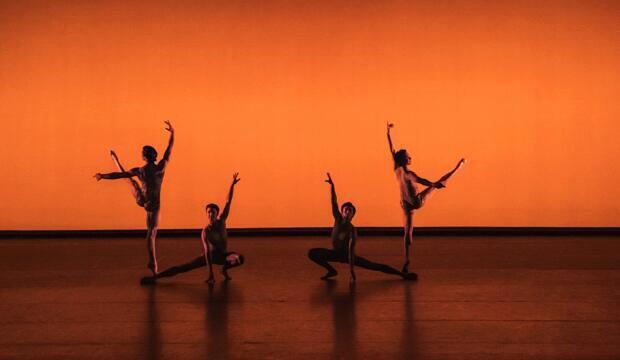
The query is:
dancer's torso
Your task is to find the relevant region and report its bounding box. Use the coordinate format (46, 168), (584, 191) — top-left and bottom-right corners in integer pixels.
(331, 220), (354, 252)
(137, 162), (165, 201)
(394, 167), (417, 204)
(205, 220), (227, 254)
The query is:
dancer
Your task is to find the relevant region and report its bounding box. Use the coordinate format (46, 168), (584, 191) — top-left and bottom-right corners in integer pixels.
(94, 121), (174, 275)
(308, 173), (416, 282)
(140, 173), (244, 285)
(387, 122), (465, 274)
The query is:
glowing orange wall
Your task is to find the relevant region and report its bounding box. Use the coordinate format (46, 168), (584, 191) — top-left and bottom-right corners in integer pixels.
(1, 1), (619, 230)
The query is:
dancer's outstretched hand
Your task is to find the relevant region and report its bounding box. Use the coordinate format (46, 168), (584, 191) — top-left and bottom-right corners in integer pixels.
(232, 172), (241, 185)
(164, 120), (174, 133)
(94, 173), (102, 181)
(435, 181), (446, 189)
(325, 172), (334, 185)
(387, 122), (394, 132)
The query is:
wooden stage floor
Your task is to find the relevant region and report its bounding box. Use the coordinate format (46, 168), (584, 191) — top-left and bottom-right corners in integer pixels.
(0, 236), (618, 359)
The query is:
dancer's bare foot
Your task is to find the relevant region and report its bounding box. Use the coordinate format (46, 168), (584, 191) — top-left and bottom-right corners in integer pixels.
(147, 262), (158, 276)
(402, 272), (418, 281)
(206, 276), (215, 285)
(320, 270), (338, 280)
(222, 269), (232, 282)
(140, 276), (157, 286)
(401, 260), (410, 274)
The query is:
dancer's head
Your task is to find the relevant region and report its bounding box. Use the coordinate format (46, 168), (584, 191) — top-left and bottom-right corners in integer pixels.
(393, 149), (411, 168)
(142, 146), (158, 162)
(205, 203), (220, 223)
(341, 202), (356, 221)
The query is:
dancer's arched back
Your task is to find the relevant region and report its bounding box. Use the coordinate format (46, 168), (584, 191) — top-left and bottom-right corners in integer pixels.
(387, 122), (465, 274)
(94, 120), (174, 275)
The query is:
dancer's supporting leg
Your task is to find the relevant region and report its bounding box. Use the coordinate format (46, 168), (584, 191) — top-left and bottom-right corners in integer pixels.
(402, 208), (414, 273)
(146, 210), (159, 275)
(308, 248), (341, 280)
(110, 150), (145, 206)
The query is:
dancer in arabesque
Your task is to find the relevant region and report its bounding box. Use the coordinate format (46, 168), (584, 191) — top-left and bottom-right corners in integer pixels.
(387, 122), (465, 275)
(94, 120), (174, 275)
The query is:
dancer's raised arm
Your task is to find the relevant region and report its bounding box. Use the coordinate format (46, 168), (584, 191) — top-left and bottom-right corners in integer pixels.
(387, 122), (396, 157)
(325, 173), (342, 222)
(220, 172), (241, 221)
(161, 120), (174, 166)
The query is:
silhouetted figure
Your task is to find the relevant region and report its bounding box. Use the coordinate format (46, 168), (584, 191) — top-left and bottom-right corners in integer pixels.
(94, 120), (174, 275)
(308, 173), (416, 282)
(140, 173), (244, 285)
(387, 122), (465, 274)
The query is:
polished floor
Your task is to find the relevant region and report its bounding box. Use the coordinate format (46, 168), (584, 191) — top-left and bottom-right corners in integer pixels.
(0, 235), (618, 359)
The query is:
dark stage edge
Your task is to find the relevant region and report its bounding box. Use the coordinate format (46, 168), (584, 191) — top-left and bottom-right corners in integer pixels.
(1, 227), (620, 239)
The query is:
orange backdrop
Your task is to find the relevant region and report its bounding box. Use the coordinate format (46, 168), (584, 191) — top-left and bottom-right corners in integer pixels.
(1, 0), (619, 230)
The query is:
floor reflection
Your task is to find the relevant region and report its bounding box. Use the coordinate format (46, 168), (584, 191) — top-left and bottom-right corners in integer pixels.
(143, 281), (242, 360)
(205, 282), (233, 359)
(331, 281), (358, 359)
(400, 281), (417, 358)
(145, 286), (162, 360)
(311, 279), (417, 359)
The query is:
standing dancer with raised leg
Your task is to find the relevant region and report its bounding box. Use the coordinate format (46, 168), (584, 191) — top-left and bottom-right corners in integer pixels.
(308, 173), (416, 282)
(387, 122), (465, 275)
(94, 120), (174, 275)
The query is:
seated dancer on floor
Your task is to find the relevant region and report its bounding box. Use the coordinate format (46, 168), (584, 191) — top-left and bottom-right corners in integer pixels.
(308, 173), (416, 282)
(141, 173), (244, 285)
(387, 122), (465, 275)
(94, 120), (174, 276)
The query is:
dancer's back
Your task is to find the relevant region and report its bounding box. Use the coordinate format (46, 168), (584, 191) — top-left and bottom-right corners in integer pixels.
(133, 160), (168, 202)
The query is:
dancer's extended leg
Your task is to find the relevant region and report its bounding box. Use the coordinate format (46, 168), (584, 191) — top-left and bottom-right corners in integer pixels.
(417, 158), (466, 206)
(146, 211), (159, 275)
(354, 255), (417, 280)
(140, 256), (206, 285)
(436, 158), (466, 186)
(157, 256), (205, 279)
(110, 150), (145, 206)
(354, 255), (399, 275)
